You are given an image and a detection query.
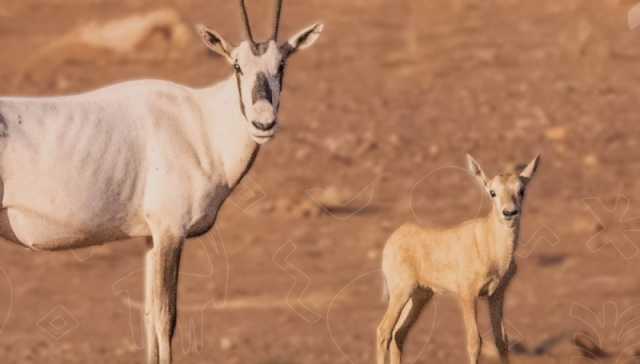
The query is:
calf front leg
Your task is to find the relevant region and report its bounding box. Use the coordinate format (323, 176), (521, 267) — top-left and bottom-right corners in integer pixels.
(489, 289), (509, 363)
(150, 228), (185, 364)
(459, 296), (481, 364)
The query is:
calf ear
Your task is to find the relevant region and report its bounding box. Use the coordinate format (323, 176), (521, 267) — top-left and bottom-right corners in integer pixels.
(197, 24), (233, 63)
(466, 154), (489, 187)
(520, 155), (541, 181)
(284, 23), (324, 55)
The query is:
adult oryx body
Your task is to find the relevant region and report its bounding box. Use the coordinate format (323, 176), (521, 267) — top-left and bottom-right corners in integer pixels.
(0, 78), (253, 250)
(0, 1), (323, 363)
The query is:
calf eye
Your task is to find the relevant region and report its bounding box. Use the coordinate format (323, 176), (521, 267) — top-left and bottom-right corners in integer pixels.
(490, 190), (496, 198)
(519, 189), (525, 197)
(233, 62), (243, 75)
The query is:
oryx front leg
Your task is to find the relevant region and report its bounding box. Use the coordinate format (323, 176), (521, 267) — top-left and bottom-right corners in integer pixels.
(460, 296), (481, 364)
(489, 289), (509, 363)
(149, 228), (185, 364)
(144, 245), (159, 364)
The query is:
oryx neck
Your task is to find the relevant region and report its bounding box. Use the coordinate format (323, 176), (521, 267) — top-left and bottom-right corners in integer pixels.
(198, 76), (259, 188)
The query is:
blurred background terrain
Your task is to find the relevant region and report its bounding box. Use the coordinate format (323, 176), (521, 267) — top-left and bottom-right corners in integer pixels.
(1, 0), (640, 363)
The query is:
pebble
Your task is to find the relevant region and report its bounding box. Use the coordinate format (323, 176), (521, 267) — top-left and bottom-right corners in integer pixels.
(583, 154), (599, 167)
(545, 126), (568, 141)
(220, 337), (233, 351)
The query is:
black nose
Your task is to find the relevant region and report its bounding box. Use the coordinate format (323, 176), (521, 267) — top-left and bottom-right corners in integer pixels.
(252, 120), (276, 131)
(503, 209), (519, 217)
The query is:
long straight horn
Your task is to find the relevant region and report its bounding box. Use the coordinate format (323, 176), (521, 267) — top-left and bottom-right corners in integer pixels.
(272, 0), (283, 40)
(240, 0), (256, 45)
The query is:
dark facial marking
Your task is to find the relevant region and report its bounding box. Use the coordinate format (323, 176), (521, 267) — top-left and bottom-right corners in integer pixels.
(0, 113), (7, 138)
(277, 59), (287, 92)
(252, 72), (273, 105)
(234, 72), (247, 118)
(280, 43), (295, 58)
(251, 42), (270, 56)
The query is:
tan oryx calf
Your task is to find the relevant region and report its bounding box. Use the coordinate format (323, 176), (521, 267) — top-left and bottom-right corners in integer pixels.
(377, 154), (541, 364)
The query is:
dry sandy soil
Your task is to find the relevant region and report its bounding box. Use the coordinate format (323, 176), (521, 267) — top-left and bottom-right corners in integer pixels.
(1, 0), (640, 363)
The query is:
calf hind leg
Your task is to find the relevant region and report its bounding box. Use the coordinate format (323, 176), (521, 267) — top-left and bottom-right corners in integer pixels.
(377, 282), (416, 364)
(389, 288), (434, 364)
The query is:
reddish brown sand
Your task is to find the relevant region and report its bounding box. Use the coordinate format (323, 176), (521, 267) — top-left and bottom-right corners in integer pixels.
(0, 0), (640, 363)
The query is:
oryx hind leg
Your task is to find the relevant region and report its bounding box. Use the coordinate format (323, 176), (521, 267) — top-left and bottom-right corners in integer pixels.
(389, 288), (433, 364)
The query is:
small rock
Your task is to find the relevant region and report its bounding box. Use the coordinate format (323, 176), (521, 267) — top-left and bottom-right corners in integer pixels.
(545, 126), (568, 141)
(220, 337), (233, 351)
(307, 186), (350, 211)
(532, 107), (550, 125)
(55, 76), (71, 91)
(389, 133), (400, 146)
(571, 217), (594, 234)
(583, 154), (599, 167)
(294, 147), (311, 161)
(292, 199), (323, 218)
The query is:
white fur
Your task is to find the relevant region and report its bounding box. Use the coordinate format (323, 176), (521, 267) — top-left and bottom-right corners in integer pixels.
(0, 19), (323, 364)
(0, 78), (252, 248)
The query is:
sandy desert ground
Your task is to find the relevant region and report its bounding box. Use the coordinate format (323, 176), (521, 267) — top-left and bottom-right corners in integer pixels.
(1, 0), (640, 363)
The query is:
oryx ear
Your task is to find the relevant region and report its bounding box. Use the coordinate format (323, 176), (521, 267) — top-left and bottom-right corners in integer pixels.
(284, 23), (324, 55)
(467, 154), (489, 187)
(520, 155), (541, 181)
(197, 24), (233, 63)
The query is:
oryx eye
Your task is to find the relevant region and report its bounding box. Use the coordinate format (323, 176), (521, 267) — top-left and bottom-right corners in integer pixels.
(518, 189), (525, 197)
(278, 60), (286, 72)
(233, 62), (243, 75)
(490, 190), (496, 198)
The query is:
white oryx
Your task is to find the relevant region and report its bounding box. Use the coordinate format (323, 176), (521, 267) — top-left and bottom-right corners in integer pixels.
(0, 1), (323, 363)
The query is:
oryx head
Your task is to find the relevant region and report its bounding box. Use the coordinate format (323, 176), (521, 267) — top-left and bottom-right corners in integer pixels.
(467, 154), (541, 226)
(197, 0), (324, 144)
